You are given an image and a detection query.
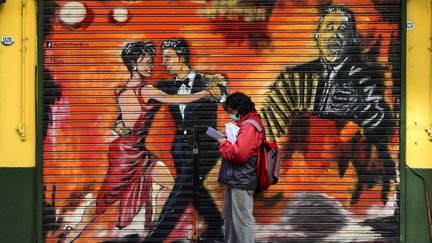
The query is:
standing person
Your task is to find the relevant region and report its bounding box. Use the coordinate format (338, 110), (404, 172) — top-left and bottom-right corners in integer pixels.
(218, 92), (264, 243)
(145, 38), (228, 242)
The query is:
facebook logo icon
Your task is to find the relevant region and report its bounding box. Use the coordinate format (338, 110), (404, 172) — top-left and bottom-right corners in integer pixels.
(46, 42), (53, 48)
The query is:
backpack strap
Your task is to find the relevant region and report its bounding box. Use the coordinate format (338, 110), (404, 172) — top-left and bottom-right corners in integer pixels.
(242, 119), (262, 132)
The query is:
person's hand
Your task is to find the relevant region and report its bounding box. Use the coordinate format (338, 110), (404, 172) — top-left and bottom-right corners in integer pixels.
(217, 137), (227, 144)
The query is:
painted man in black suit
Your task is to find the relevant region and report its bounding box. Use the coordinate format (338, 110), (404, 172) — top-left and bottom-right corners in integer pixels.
(262, 5), (396, 205)
(146, 39), (228, 242)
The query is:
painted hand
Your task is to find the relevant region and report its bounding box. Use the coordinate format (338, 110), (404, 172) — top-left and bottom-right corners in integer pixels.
(113, 120), (132, 136)
(207, 83), (222, 100)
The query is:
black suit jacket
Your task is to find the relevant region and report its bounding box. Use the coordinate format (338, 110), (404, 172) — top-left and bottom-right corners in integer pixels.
(157, 73), (220, 153)
(262, 58), (393, 142)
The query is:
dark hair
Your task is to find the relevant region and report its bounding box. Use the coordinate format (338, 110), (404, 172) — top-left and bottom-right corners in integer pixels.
(121, 41), (156, 74)
(314, 5), (359, 46)
(161, 39), (190, 66)
(224, 92), (255, 117)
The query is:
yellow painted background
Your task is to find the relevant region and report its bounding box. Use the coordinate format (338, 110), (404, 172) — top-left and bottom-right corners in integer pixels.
(406, 0), (432, 168)
(0, 1), (36, 167)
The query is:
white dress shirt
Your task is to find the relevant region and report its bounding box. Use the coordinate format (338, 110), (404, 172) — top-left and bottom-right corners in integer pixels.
(319, 57), (348, 113)
(176, 71), (196, 121)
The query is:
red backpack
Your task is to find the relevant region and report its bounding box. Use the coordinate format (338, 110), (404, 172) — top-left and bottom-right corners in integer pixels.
(243, 119), (281, 192)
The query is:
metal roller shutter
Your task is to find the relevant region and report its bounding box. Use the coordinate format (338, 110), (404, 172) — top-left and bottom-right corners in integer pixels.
(42, 0), (401, 242)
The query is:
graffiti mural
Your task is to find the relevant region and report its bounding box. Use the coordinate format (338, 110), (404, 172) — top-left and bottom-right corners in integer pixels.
(262, 5), (397, 205)
(43, 0), (400, 242)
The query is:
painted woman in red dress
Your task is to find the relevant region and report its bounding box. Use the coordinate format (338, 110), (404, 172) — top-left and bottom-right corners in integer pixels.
(98, 41), (160, 230)
(57, 41), (160, 243)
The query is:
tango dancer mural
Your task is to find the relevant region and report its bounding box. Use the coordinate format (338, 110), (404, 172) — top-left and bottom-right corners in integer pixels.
(43, 1), (400, 242)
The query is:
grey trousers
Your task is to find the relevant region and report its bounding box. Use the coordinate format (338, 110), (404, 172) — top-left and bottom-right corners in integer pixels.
(223, 185), (255, 243)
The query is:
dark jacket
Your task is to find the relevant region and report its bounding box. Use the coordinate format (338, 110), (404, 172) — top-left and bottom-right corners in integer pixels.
(157, 72), (228, 152)
(218, 111), (265, 190)
(261, 57), (393, 143)
(156, 73), (220, 137)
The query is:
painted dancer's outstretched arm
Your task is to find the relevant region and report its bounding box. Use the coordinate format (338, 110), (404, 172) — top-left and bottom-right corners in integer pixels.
(141, 83), (223, 104)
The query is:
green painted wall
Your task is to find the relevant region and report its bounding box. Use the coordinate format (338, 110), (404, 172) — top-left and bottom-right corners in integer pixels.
(405, 168), (432, 243)
(0, 168), (35, 243)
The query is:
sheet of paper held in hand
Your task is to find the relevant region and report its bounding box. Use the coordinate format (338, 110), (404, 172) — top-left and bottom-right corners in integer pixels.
(225, 122), (240, 144)
(206, 127), (225, 139)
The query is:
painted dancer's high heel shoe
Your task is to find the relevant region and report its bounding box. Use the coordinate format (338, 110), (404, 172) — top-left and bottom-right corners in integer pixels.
(56, 226), (74, 243)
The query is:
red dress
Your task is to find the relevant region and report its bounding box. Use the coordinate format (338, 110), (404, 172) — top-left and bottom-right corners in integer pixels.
(96, 84), (160, 229)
